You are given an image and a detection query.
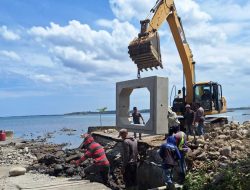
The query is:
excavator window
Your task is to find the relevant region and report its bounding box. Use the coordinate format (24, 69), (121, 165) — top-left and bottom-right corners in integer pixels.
(194, 84), (212, 111)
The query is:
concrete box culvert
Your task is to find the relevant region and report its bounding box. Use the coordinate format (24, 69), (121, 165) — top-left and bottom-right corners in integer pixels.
(116, 76), (169, 134)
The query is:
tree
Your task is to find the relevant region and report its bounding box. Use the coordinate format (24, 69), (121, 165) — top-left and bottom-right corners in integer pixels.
(97, 107), (107, 126)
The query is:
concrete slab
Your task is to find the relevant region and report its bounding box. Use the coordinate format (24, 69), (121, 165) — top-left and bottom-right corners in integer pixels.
(0, 172), (110, 190)
(116, 76), (169, 134)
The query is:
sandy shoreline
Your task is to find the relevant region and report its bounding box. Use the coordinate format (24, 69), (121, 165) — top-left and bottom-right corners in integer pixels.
(0, 138), (110, 190)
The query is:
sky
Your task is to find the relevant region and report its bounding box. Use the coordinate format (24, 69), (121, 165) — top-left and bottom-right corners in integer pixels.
(0, 0), (249, 116)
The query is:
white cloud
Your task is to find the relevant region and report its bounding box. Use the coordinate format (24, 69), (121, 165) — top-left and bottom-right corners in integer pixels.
(0, 90), (51, 99)
(0, 26), (20, 41)
(109, 0), (155, 21)
(1, 0), (249, 109)
(0, 50), (21, 61)
(175, 0), (211, 22)
(32, 74), (53, 83)
(200, 0), (250, 22)
(29, 19), (138, 79)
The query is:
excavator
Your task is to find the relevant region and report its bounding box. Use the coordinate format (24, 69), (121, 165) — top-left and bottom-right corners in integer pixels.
(128, 0), (227, 118)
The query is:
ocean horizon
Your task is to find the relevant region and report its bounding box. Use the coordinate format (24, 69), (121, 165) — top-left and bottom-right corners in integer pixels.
(0, 110), (249, 148)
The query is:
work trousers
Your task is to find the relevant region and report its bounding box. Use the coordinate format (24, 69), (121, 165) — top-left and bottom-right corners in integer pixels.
(197, 123), (204, 136)
(179, 151), (187, 181)
(134, 132), (142, 140)
(84, 164), (110, 184)
(123, 162), (138, 188)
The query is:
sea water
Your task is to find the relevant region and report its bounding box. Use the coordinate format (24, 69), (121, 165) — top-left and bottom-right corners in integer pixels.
(0, 110), (249, 148)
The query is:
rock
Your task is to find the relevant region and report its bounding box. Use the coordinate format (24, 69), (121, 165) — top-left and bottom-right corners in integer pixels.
(192, 149), (202, 157)
(36, 153), (46, 160)
(220, 146), (231, 157)
(235, 140), (242, 144)
(240, 129), (248, 136)
(66, 167), (75, 176)
(223, 127), (230, 132)
(54, 164), (64, 175)
(55, 150), (65, 158)
(65, 154), (81, 163)
(218, 135), (229, 140)
(196, 138), (205, 145)
(219, 156), (228, 161)
(203, 134), (210, 140)
(9, 166), (26, 176)
(210, 132), (217, 138)
(219, 162), (228, 168)
(39, 154), (58, 165)
(197, 152), (206, 160)
(24, 147), (29, 153)
(208, 152), (220, 160)
(107, 129), (116, 133)
(233, 145), (245, 151)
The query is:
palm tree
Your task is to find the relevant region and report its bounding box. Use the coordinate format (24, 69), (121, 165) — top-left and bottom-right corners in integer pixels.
(97, 107), (107, 126)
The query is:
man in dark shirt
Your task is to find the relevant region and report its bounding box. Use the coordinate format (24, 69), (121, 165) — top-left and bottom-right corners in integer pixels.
(183, 104), (195, 140)
(119, 129), (138, 190)
(132, 107), (145, 140)
(194, 103), (205, 136)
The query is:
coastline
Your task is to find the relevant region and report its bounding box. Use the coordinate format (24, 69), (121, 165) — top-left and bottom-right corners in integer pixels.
(0, 120), (250, 189)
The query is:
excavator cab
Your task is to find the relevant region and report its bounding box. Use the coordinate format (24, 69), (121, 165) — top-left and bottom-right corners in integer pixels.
(193, 82), (226, 113)
(128, 19), (163, 71)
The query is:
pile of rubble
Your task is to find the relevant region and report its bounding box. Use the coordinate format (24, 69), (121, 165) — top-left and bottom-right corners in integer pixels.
(186, 121), (250, 178)
(0, 143), (37, 166)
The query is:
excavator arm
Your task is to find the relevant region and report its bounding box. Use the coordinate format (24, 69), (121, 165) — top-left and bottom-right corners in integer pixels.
(128, 0), (195, 104)
(128, 0), (227, 116)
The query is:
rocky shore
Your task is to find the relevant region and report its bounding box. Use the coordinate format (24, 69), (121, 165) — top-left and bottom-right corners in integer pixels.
(0, 120), (250, 190)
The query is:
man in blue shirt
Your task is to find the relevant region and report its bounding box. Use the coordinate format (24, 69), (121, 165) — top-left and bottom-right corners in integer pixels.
(159, 135), (181, 189)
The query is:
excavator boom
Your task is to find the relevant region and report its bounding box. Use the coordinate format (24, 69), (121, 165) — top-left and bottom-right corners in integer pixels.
(128, 0), (227, 115)
(128, 0), (194, 103)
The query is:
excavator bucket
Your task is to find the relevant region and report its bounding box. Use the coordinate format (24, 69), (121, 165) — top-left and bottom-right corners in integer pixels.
(128, 31), (162, 71)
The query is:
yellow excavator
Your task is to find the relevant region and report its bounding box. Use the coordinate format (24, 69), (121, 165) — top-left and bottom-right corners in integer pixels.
(128, 0), (227, 117)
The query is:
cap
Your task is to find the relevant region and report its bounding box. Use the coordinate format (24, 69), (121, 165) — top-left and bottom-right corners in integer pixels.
(185, 104), (191, 108)
(118, 128), (128, 138)
(80, 133), (89, 138)
(81, 133), (94, 145)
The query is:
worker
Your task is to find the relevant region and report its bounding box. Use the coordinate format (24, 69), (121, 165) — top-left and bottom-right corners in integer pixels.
(201, 89), (211, 101)
(71, 133), (110, 184)
(173, 125), (188, 182)
(132, 107), (145, 140)
(118, 128), (138, 190)
(183, 104), (195, 140)
(159, 135), (181, 190)
(193, 103), (205, 136)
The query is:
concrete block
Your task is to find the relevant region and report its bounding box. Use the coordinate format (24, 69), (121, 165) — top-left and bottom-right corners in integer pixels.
(116, 76), (168, 134)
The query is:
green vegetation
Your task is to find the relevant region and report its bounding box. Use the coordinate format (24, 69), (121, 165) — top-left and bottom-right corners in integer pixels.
(97, 107), (108, 126)
(183, 159), (250, 190)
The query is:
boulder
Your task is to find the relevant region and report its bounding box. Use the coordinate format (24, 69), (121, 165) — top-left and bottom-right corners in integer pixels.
(219, 156), (228, 161)
(55, 150), (65, 158)
(66, 167), (75, 176)
(196, 138), (205, 145)
(197, 152), (206, 160)
(39, 154), (58, 165)
(208, 152), (220, 160)
(210, 132), (217, 138)
(65, 154), (81, 163)
(233, 145), (245, 151)
(192, 149), (202, 157)
(220, 146), (231, 157)
(9, 166), (26, 176)
(218, 135), (229, 140)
